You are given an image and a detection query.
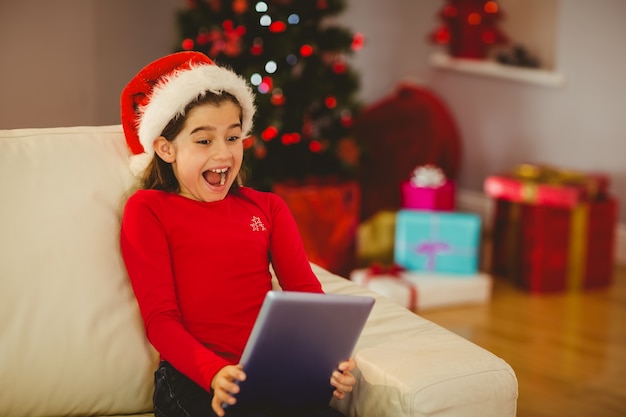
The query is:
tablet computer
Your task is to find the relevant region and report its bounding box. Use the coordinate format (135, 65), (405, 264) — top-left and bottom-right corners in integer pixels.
(228, 290), (375, 410)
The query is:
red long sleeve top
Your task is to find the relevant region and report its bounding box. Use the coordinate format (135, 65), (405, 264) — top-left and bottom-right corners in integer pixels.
(120, 187), (322, 393)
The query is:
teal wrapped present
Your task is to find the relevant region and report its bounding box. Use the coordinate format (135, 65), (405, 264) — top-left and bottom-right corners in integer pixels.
(394, 210), (482, 274)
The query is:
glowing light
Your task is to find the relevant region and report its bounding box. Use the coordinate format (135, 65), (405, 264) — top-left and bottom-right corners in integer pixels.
(332, 61), (346, 74)
(325, 96), (337, 109)
(265, 60), (277, 73)
(351, 33), (365, 51)
(309, 140), (322, 153)
(261, 126), (278, 141)
(484, 1), (498, 13)
(269, 21), (287, 33)
(260, 15), (272, 26)
(468, 12), (481, 25)
(255, 2), (268, 12)
(243, 136), (256, 149)
(250, 73), (262, 86)
(300, 44), (314, 57)
(288, 14), (300, 24)
(223, 20), (234, 31)
(271, 89), (285, 106)
(286, 54), (298, 65)
(434, 27), (451, 44)
(182, 38), (194, 50)
(281, 133), (301, 145)
(258, 76), (273, 94)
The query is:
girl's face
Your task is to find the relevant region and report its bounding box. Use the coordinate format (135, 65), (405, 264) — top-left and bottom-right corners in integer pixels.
(156, 101), (244, 202)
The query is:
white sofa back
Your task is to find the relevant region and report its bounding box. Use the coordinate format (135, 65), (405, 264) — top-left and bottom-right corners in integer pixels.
(0, 126), (158, 417)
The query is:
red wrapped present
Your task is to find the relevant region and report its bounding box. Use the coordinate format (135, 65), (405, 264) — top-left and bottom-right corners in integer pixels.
(484, 163), (610, 208)
(401, 164), (455, 211)
(273, 181), (360, 277)
(490, 197), (618, 293)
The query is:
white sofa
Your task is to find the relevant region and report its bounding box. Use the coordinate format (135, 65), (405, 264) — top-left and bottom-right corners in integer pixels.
(0, 125), (518, 417)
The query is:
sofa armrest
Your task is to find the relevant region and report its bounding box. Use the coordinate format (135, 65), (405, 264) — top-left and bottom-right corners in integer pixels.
(307, 264), (518, 417)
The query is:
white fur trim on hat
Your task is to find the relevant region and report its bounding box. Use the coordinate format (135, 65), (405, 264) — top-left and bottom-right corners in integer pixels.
(137, 63), (256, 161)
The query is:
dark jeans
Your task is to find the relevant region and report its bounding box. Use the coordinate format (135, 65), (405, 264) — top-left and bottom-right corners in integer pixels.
(153, 361), (347, 417)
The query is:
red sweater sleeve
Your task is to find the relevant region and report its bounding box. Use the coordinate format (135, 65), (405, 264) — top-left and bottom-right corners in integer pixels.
(120, 192), (228, 392)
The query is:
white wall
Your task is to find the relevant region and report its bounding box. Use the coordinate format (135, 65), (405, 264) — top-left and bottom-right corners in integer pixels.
(1, 0), (625, 223)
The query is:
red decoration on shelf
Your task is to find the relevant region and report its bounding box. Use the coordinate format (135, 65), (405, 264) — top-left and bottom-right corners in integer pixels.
(429, 0), (508, 59)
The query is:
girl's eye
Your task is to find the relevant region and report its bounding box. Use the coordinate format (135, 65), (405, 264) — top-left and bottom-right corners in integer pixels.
(227, 136), (241, 142)
(197, 139), (211, 145)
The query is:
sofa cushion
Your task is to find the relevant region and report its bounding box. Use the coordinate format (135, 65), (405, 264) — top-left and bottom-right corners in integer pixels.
(0, 126), (158, 417)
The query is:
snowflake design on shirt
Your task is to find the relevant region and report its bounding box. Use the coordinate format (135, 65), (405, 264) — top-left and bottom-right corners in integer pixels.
(250, 216), (266, 231)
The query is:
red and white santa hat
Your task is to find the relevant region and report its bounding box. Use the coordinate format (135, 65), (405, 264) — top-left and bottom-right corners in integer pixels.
(120, 51), (255, 175)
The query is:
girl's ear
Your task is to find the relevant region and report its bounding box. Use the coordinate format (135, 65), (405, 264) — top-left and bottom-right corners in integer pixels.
(153, 136), (175, 163)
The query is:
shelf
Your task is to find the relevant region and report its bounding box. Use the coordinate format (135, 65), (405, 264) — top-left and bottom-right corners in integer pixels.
(429, 52), (566, 88)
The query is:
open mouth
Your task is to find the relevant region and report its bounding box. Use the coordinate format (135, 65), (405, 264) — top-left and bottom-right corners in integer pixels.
(204, 168), (229, 186)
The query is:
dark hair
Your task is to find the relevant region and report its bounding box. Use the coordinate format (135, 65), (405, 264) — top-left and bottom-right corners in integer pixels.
(140, 91), (245, 192)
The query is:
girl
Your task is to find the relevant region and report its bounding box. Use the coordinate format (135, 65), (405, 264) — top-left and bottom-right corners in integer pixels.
(119, 52), (356, 417)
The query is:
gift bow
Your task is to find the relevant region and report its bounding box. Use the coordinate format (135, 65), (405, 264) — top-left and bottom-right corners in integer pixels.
(410, 164), (446, 188)
(365, 264), (418, 310)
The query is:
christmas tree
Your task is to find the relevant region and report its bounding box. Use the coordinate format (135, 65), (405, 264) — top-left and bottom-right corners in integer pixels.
(429, 0), (508, 59)
(176, 0), (364, 190)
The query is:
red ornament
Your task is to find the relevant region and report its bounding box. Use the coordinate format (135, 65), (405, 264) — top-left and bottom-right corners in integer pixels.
(351, 33), (365, 51)
(269, 21), (287, 33)
(324, 96), (337, 109)
(300, 44), (314, 57)
(332, 61), (346, 74)
(182, 38), (194, 50)
(261, 126), (278, 141)
(270, 90), (285, 106)
(309, 140), (323, 153)
(281, 133), (301, 145)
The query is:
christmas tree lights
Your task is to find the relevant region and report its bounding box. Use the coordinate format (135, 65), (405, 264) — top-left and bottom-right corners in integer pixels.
(177, 0), (363, 189)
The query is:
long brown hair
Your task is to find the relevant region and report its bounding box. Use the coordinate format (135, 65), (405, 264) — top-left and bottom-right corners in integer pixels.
(140, 91), (245, 192)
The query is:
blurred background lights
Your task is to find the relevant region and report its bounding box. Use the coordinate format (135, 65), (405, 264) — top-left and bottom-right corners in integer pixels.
(255, 2), (268, 13)
(265, 60), (278, 73)
(286, 54), (298, 65)
(250, 73), (262, 86)
(288, 14), (300, 24)
(260, 15), (272, 26)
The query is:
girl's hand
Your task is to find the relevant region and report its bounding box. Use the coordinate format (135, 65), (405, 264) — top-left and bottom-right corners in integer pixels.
(211, 364), (246, 416)
(330, 358), (357, 400)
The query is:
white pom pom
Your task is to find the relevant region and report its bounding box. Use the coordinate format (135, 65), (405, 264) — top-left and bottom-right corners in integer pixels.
(410, 164), (446, 188)
(129, 153), (152, 177)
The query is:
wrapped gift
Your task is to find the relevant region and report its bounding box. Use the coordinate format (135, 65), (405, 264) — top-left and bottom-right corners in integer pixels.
(394, 210), (481, 274)
(484, 163), (610, 208)
(350, 266), (492, 311)
(491, 197), (618, 293)
(401, 164), (455, 211)
(273, 181), (360, 277)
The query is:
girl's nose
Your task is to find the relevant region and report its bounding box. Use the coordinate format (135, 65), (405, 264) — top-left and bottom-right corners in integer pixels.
(211, 139), (231, 160)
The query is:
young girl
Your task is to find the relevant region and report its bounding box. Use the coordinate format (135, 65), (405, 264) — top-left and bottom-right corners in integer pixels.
(119, 52), (356, 417)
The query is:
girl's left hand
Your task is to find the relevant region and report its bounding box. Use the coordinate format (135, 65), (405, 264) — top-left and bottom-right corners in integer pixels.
(330, 358), (357, 400)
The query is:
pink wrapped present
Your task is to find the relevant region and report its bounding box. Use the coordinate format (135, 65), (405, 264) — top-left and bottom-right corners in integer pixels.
(401, 164), (455, 211)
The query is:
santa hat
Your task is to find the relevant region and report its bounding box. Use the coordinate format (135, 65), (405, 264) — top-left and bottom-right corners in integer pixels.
(120, 51), (256, 175)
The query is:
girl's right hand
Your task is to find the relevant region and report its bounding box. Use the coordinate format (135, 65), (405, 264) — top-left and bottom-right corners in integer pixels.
(211, 364), (246, 416)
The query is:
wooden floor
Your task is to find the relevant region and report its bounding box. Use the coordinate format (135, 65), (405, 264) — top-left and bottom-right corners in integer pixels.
(419, 265), (626, 417)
